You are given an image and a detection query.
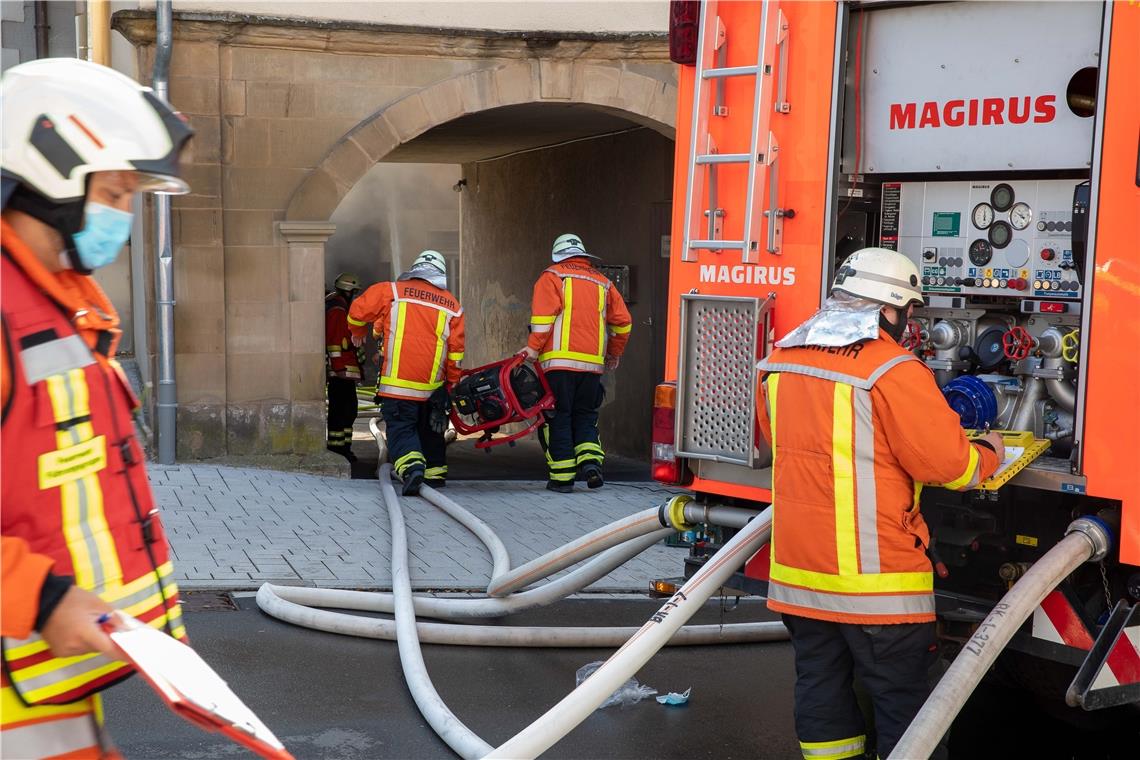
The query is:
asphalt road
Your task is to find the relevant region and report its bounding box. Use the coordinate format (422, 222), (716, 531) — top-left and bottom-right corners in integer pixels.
(103, 595), (799, 760)
(102, 594), (1140, 759)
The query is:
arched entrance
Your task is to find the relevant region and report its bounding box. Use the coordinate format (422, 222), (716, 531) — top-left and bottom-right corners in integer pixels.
(291, 64), (677, 462)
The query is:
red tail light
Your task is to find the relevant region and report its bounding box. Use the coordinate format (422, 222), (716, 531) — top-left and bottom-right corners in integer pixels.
(669, 1), (701, 65)
(652, 382), (681, 484)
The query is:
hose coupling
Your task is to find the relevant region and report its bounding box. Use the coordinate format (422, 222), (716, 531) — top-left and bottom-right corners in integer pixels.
(1065, 515), (1114, 563)
(658, 494), (696, 531)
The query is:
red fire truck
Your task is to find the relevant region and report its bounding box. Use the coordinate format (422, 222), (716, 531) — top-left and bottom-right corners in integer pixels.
(653, 0), (1139, 715)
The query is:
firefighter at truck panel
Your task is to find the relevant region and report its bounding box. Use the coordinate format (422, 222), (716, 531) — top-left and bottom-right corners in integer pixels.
(325, 272), (363, 462)
(348, 251), (465, 496)
(755, 248), (1004, 759)
(518, 234), (632, 493)
(1, 58), (193, 757)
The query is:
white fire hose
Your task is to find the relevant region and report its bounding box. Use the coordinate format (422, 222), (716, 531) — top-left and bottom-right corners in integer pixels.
(890, 515), (1114, 759)
(484, 505), (773, 758)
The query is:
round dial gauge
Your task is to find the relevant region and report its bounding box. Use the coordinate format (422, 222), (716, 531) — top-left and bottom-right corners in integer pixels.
(969, 238), (993, 266)
(971, 203), (994, 230)
(988, 220), (1013, 249)
(990, 183), (1015, 212)
(1009, 202), (1033, 230)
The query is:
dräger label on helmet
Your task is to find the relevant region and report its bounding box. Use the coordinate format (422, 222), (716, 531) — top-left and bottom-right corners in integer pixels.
(699, 264), (797, 286)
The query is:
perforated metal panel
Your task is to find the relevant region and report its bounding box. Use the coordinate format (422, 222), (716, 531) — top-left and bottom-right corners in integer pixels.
(676, 294), (769, 466)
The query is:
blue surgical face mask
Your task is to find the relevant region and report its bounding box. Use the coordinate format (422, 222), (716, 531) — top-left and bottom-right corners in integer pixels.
(71, 202), (133, 270)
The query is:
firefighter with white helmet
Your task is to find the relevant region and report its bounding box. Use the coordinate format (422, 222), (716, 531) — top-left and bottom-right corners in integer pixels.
(348, 251), (465, 495)
(518, 234), (632, 492)
(754, 246), (1005, 758)
(1, 58), (193, 756)
(325, 271), (364, 460)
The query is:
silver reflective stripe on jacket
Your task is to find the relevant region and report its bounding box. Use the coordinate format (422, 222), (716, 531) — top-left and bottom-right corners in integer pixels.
(756, 352), (918, 390)
(768, 582), (935, 617)
(20, 334), (95, 385)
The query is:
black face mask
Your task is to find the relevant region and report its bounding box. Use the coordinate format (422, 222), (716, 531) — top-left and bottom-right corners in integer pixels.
(2, 178), (89, 273)
(880, 307), (908, 343)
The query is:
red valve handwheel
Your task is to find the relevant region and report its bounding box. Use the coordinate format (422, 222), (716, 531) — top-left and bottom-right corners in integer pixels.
(900, 320), (923, 351)
(1002, 326), (1033, 361)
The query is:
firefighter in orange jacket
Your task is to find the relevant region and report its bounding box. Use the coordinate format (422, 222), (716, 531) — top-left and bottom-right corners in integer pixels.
(325, 272), (363, 461)
(1, 59), (192, 757)
(348, 251), (464, 495)
(755, 247), (1005, 759)
(518, 234), (632, 493)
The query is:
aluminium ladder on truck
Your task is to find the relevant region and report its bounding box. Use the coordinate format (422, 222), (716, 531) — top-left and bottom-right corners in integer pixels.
(680, 0), (791, 262)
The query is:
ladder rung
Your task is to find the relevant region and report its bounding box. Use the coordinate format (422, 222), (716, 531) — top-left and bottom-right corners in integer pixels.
(696, 153), (751, 165)
(703, 65), (760, 79)
(690, 240), (746, 250)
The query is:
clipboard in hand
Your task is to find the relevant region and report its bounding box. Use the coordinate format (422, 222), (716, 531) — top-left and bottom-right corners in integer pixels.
(104, 611), (294, 760)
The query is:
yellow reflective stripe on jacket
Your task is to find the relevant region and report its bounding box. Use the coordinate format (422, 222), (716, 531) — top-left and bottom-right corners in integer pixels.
(0, 685), (92, 725)
(608, 323), (632, 335)
(530, 315), (556, 334)
(768, 561), (932, 594)
(347, 314), (367, 326)
(832, 383), (858, 577)
(447, 352), (464, 362)
(44, 369), (121, 592)
(389, 301), (408, 380)
(560, 277), (573, 350)
(430, 309), (447, 384)
(942, 444), (980, 490)
(596, 282), (606, 357)
(379, 375), (446, 392)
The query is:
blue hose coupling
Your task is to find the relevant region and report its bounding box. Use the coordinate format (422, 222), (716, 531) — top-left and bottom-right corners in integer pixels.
(1065, 515), (1114, 563)
(658, 495), (695, 531)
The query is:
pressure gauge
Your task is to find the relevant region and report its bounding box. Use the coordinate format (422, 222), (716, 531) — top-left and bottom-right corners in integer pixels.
(972, 203), (994, 230)
(969, 238), (993, 266)
(1009, 202), (1033, 230)
(988, 220), (1013, 249)
(990, 183), (1015, 212)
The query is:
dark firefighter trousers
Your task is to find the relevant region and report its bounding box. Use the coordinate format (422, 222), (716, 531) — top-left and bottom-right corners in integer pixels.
(382, 391), (448, 482)
(539, 370), (605, 483)
(782, 614), (940, 760)
(326, 377), (358, 452)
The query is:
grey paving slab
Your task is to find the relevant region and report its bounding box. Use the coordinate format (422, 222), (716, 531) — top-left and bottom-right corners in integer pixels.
(150, 465), (689, 592)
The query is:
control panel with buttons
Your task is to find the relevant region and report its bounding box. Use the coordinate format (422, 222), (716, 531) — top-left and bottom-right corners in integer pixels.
(882, 179), (1082, 300)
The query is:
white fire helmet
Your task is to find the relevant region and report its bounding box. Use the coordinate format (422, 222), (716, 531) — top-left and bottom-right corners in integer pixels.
(412, 250), (447, 276)
(1, 58), (193, 202)
(551, 233), (598, 263)
(334, 272), (360, 292)
(831, 247), (924, 309)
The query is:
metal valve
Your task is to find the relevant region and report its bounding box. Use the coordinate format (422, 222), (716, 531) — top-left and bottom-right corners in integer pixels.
(1001, 326), (1035, 361)
(900, 319), (925, 351)
(1061, 329), (1081, 364)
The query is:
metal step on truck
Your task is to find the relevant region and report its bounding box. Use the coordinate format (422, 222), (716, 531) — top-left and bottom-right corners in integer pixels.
(651, 0), (1140, 725)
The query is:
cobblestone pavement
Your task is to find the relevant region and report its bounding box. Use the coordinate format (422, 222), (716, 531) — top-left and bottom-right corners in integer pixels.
(149, 465), (687, 591)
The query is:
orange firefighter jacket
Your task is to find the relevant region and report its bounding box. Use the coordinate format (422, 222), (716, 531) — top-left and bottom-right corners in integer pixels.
(1, 220), (184, 711)
(755, 331), (1000, 625)
(526, 257), (632, 373)
(347, 279), (465, 401)
(325, 292), (362, 381)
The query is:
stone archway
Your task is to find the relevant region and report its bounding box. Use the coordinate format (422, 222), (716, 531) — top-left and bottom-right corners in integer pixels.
(285, 61), (677, 221)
